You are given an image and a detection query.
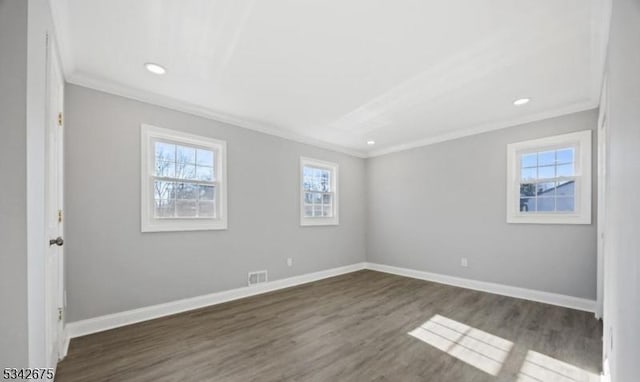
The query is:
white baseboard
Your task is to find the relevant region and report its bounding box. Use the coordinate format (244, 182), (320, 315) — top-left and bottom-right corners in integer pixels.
(65, 262), (367, 341)
(63, 260), (596, 357)
(60, 334), (70, 359)
(364, 262), (596, 313)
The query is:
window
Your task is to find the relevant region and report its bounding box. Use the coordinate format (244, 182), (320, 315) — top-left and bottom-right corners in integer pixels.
(300, 157), (339, 226)
(507, 130), (591, 224)
(141, 124), (227, 232)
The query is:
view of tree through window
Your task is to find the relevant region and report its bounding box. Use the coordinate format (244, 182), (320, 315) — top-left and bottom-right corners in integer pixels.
(153, 141), (217, 218)
(519, 147), (576, 213)
(303, 166), (333, 217)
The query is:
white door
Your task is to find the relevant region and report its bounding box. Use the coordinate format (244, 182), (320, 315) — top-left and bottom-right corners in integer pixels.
(45, 37), (65, 367)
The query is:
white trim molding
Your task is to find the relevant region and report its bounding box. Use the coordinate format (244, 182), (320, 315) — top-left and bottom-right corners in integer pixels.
(64, 261), (596, 350)
(66, 73), (368, 159)
(65, 263), (367, 340)
(365, 262), (596, 313)
(368, 101), (599, 158)
(64, 74), (600, 162)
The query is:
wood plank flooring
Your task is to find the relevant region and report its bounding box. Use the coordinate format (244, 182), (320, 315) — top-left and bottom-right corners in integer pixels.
(55, 270), (602, 381)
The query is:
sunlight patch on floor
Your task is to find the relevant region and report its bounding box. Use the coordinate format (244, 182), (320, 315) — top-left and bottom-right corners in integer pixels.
(408, 314), (514, 376)
(516, 350), (600, 382)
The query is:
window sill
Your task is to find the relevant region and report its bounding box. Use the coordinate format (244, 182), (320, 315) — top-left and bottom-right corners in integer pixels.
(141, 219), (228, 232)
(507, 214), (591, 225)
(300, 217), (339, 227)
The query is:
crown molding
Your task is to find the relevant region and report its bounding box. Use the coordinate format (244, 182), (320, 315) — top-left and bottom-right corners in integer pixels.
(367, 99), (600, 157)
(68, 72), (600, 160)
(67, 71), (602, 160)
(66, 72), (368, 159)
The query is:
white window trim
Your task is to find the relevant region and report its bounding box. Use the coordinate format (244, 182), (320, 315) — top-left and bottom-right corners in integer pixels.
(300, 157), (339, 226)
(141, 124), (228, 232)
(506, 130), (591, 224)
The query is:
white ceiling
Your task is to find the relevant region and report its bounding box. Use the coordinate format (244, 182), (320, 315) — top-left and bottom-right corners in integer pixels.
(50, 0), (609, 157)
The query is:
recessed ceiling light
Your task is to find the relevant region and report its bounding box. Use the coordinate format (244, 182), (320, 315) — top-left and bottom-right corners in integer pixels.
(144, 63), (166, 75)
(513, 98), (530, 106)
(367, 140), (376, 145)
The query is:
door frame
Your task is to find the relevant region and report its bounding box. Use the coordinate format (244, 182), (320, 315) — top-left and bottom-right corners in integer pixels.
(596, 78), (608, 320)
(44, 33), (65, 367)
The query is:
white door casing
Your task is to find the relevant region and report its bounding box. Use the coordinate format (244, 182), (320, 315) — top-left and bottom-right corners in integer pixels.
(45, 35), (65, 367)
(596, 78), (608, 321)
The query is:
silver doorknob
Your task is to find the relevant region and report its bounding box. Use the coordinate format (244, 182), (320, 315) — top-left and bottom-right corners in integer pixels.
(49, 237), (64, 246)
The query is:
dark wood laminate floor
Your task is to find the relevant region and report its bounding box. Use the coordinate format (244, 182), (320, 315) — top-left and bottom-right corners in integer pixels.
(56, 270), (602, 382)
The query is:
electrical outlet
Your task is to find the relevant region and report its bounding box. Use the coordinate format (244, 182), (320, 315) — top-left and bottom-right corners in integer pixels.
(287, 258), (293, 267)
(461, 258), (468, 267)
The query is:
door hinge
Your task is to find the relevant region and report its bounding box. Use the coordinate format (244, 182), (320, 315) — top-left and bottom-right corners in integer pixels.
(58, 307), (63, 321)
(58, 112), (63, 127)
(58, 209), (63, 223)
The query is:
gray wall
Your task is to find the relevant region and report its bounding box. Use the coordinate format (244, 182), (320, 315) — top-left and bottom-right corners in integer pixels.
(65, 85), (367, 321)
(603, 0), (640, 380)
(367, 110), (598, 299)
(0, 0), (29, 368)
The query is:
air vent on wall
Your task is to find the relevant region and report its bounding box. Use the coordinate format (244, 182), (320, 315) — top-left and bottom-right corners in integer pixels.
(248, 270), (268, 286)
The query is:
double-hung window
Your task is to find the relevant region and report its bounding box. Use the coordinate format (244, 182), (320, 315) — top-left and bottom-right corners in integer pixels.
(141, 124), (227, 232)
(300, 157), (339, 226)
(506, 130), (591, 224)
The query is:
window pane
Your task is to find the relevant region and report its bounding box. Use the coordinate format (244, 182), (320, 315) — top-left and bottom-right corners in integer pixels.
(196, 166), (213, 181)
(312, 169), (323, 191)
(521, 153), (537, 168)
(154, 181), (175, 201)
(303, 166), (313, 178)
(176, 164), (197, 180)
(313, 205), (323, 217)
(556, 181), (575, 197)
(538, 150), (555, 166)
(176, 145), (196, 164)
(520, 183), (536, 197)
(556, 197), (575, 212)
(304, 166), (332, 192)
(320, 170), (331, 191)
(536, 197), (555, 212)
(556, 148), (574, 164)
(304, 192), (313, 204)
(323, 194), (332, 204)
(520, 167), (537, 181)
(303, 177), (312, 192)
(538, 166), (555, 179)
(520, 197), (535, 212)
(198, 201), (215, 217)
(175, 182), (198, 200)
(322, 204), (333, 217)
(304, 204), (313, 217)
(176, 200), (197, 217)
(155, 142), (175, 162)
(155, 160), (175, 177)
(154, 199), (175, 217)
(313, 192), (323, 204)
(556, 164), (574, 177)
(199, 185), (215, 201)
(306, 175), (317, 191)
(196, 149), (214, 167)
(537, 182), (556, 197)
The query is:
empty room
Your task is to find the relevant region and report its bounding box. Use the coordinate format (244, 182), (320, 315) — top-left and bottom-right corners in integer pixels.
(1, 0), (639, 381)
